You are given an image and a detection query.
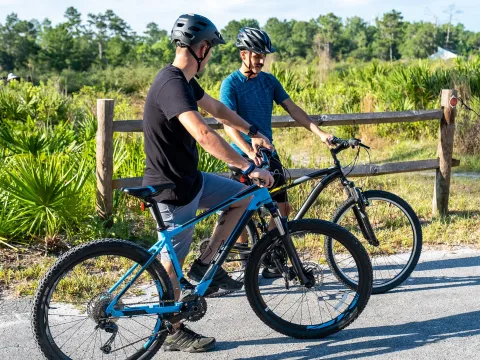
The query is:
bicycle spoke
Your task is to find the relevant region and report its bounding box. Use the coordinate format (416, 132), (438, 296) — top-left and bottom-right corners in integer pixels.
(33, 243), (172, 360)
(91, 329), (98, 360)
(68, 326), (96, 358)
(117, 324), (142, 351)
(49, 317), (88, 328)
(57, 317), (90, 349)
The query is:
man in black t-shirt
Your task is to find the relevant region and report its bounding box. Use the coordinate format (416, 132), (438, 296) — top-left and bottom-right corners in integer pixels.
(143, 14), (274, 352)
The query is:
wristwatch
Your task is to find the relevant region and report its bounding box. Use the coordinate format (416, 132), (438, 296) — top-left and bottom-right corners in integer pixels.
(241, 162), (256, 176)
(248, 124), (258, 137)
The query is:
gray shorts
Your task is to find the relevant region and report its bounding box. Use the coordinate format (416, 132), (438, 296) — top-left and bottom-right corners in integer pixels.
(155, 172), (246, 261)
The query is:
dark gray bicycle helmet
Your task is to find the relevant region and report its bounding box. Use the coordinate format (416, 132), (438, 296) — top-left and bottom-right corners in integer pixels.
(171, 14), (225, 48)
(236, 27), (275, 54)
(170, 14), (225, 73)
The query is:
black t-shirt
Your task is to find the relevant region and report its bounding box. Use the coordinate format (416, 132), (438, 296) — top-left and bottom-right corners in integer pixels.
(142, 64), (205, 205)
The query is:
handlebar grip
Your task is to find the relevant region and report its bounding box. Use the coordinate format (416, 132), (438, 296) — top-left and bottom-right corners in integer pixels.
(329, 136), (342, 145)
(257, 147), (272, 169)
(252, 178), (265, 186)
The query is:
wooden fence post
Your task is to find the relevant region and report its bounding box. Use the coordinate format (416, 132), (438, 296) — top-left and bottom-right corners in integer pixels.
(96, 99), (115, 226)
(433, 89), (457, 217)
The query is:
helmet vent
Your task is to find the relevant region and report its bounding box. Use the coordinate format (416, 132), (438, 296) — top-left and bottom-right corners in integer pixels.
(196, 21), (208, 27)
(184, 32), (194, 38)
(189, 26), (201, 32)
(176, 23), (185, 27)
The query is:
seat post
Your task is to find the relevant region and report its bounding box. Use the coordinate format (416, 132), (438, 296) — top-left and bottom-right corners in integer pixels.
(148, 199), (168, 231)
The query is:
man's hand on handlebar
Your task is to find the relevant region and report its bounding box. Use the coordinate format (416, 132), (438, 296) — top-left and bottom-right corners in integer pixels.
(319, 132), (335, 148)
(251, 132), (274, 153)
(246, 148), (263, 167)
(249, 167), (274, 188)
(329, 136), (371, 150)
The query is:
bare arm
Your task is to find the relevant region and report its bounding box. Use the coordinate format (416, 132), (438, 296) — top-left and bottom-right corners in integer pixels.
(198, 93), (273, 151)
(281, 98), (332, 144)
(178, 110), (251, 170)
(198, 93), (249, 133)
(178, 110), (274, 186)
(224, 126), (262, 166)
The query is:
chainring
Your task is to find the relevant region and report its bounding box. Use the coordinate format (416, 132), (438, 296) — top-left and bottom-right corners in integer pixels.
(262, 243), (287, 270)
(185, 296), (207, 322)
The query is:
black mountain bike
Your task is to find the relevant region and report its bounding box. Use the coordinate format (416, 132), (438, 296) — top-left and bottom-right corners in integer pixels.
(218, 137), (422, 296)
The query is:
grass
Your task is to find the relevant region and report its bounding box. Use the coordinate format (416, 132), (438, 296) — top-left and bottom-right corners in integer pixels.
(2, 169), (478, 298)
(1, 125), (479, 298)
(1, 60), (479, 298)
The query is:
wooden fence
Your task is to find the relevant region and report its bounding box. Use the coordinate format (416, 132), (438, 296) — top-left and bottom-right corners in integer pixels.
(96, 89), (459, 222)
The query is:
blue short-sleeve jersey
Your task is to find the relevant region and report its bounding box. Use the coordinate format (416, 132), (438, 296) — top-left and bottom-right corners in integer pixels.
(220, 70), (289, 155)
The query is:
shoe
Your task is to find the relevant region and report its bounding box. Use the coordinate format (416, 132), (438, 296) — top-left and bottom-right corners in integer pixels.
(163, 323), (215, 353)
(188, 259), (243, 290)
(262, 266), (283, 279)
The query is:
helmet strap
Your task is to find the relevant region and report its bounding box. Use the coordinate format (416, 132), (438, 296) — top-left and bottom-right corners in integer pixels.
(187, 45), (212, 73)
(242, 51), (255, 80)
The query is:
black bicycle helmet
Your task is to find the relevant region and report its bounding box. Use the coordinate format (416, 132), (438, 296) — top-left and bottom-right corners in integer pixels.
(171, 13), (225, 48)
(236, 27), (275, 54)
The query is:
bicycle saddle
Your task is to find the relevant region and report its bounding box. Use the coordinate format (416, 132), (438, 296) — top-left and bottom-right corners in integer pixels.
(122, 183), (176, 200)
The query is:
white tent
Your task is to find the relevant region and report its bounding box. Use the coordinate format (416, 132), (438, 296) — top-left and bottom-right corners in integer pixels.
(429, 46), (458, 60)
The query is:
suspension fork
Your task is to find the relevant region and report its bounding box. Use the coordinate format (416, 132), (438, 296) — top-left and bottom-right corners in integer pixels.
(344, 181), (379, 246)
(264, 202), (311, 286)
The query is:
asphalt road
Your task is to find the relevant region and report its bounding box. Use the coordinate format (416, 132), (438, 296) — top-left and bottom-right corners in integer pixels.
(1, 248), (479, 359)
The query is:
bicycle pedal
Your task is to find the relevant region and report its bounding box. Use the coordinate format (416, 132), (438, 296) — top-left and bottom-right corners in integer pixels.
(163, 320), (175, 334)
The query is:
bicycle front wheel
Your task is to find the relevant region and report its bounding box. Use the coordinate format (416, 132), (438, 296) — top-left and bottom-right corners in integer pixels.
(244, 219), (372, 339)
(32, 239), (174, 360)
(327, 190), (422, 294)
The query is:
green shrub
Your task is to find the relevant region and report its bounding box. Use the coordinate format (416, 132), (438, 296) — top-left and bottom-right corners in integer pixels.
(0, 154), (91, 244)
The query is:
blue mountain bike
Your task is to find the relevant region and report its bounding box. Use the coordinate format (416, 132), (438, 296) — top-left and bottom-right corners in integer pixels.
(32, 180), (373, 359)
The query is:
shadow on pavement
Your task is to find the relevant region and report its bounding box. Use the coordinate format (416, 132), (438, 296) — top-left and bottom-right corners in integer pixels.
(227, 310), (480, 359)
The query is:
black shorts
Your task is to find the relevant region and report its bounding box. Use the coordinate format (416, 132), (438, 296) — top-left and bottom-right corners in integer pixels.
(230, 153), (288, 203)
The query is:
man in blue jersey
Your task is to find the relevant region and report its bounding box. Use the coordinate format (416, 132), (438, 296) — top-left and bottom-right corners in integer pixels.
(220, 27), (333, 277)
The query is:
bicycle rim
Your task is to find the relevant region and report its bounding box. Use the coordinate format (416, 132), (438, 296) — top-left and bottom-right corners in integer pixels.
(34, 244), (171, 359)
(245, 220), (371, 338)
(332, 194), (420, 292)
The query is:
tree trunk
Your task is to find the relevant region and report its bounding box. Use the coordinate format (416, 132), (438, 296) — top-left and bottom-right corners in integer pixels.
(446, 24), (451, 49)
(389, 33), (394, 62)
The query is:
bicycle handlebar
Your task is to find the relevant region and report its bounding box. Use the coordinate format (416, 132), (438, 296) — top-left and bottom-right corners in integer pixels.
(233, 138), (370, 186)
(329, 137), (370, 152)
(257, 147), (272, 169)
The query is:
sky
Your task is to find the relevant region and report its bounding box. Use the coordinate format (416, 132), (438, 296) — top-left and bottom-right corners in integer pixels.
(1, 0), (479, 34)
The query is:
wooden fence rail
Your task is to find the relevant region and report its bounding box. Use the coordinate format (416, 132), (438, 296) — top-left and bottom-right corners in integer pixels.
(96, 89), (458, 222)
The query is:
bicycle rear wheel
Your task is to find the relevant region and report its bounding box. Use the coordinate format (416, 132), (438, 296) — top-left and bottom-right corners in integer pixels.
(244, 219), (372, 339)
(32, 239), (174, 360)
(327, 190), (422, 294)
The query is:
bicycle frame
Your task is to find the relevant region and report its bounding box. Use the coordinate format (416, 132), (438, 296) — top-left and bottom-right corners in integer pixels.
(105, 185), (273, 319)
(263, 149), (376, 245)
(267, 166), (352, 221)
